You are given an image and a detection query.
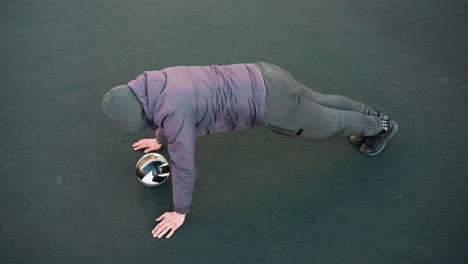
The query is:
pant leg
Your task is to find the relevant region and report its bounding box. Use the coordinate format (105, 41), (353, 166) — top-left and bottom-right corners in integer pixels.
(264, 96), (382, 138)
(294, 80), (376, 115)
(255, 62), (382, 139)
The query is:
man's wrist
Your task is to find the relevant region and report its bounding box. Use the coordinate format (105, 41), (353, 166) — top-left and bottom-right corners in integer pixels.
(174, 207), (190, 215)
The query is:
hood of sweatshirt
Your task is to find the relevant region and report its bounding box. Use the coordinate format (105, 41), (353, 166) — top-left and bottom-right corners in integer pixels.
(127, 70), (167, 129)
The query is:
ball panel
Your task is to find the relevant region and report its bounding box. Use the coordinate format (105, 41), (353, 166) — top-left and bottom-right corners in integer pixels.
(141, 172), (157, 186)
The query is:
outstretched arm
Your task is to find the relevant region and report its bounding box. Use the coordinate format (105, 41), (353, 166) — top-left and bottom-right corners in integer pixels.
(147, 110), (197, 239)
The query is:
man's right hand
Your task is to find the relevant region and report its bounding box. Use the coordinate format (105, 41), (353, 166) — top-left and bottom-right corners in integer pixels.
(132, 138), (163, 153)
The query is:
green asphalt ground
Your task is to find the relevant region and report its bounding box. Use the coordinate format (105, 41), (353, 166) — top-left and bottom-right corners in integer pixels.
(1, 0), (467, 263)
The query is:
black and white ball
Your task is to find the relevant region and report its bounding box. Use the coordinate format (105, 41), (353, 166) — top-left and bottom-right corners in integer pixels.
(135, 153), (170, 187)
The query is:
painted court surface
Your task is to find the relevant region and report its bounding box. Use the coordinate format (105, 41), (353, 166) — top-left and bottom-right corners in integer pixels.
(1, 0), (467, 263)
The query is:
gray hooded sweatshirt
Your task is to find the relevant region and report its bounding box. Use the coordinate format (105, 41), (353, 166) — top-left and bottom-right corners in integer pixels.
(128, 63), (265, 214)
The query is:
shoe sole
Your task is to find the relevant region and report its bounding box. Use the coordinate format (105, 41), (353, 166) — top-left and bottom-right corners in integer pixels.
(361, 121), (399, 156)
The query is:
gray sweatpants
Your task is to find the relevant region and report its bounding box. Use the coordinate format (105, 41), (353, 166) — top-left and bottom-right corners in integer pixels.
(254, 62), (383, 139)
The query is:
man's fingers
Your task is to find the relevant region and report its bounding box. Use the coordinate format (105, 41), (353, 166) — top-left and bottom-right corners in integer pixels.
(145, 146), (158, 153)
(134, 143), (151, 151)
(156, 214), (166, 222)
(152, 223), (169, 237)
(152, 222), (165, 235)
(133, 142), (143, 147)
(132, 140), (144, 146)
(166, 229), (176, 239)
(157, 226), (172, 238)
(135, 146), (149, 151)
(151, 225), (159, 235)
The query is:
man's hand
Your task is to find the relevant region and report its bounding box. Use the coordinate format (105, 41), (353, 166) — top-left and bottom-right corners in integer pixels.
(152, 212), (186, 239)
(132, 138), (162, 153)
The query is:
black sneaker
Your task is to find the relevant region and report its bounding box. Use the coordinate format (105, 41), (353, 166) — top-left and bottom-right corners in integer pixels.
(359, 120), (398, 156)
(348, 111), (388, 146)
(348, 135), (367, 145)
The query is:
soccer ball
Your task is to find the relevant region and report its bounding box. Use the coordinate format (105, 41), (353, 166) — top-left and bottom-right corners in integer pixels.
(135, 153), (170, 187)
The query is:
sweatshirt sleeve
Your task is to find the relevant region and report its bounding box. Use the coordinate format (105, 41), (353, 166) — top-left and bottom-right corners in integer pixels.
(155, 128), (168, 144)
(161, 110), (197, 214)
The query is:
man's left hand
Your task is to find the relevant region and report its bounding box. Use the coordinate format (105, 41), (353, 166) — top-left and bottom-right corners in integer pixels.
(152, 211), (186, 239)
